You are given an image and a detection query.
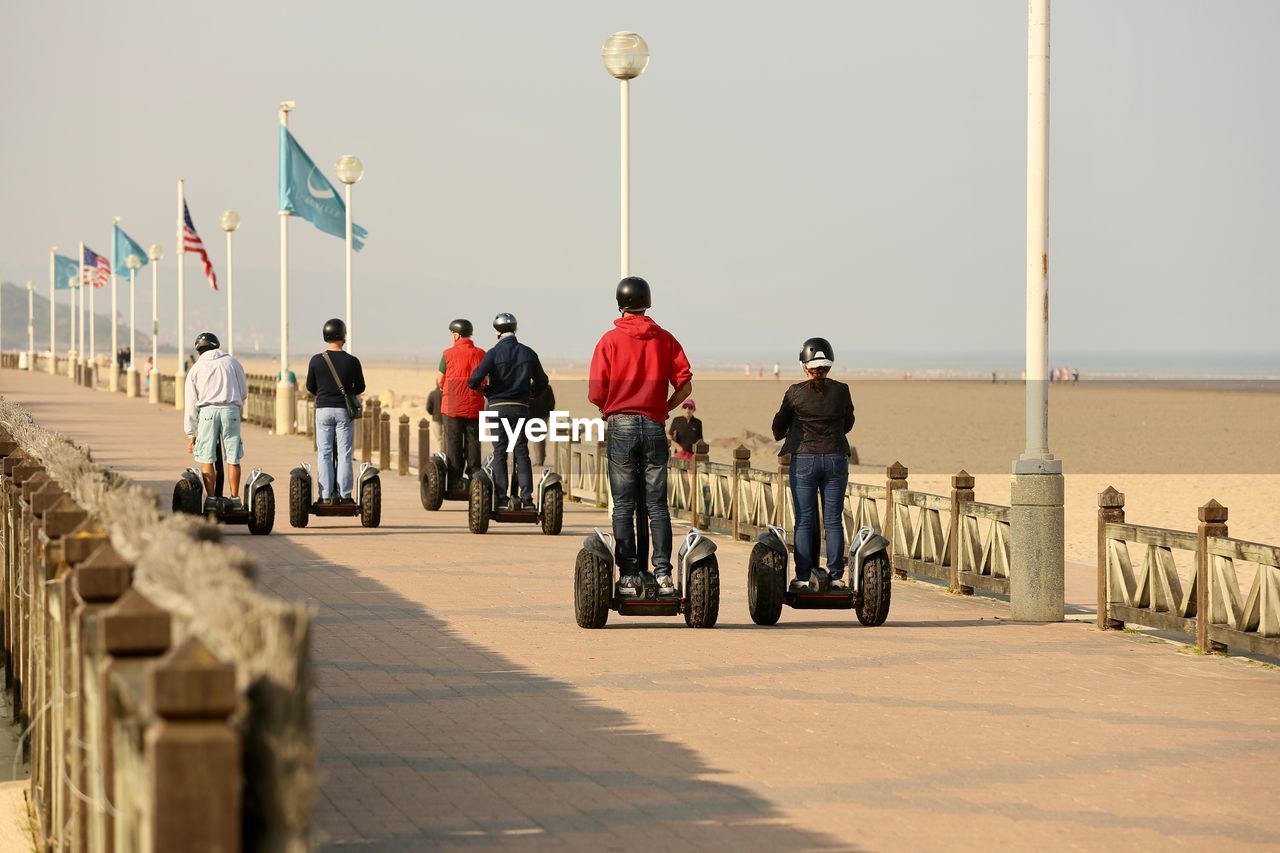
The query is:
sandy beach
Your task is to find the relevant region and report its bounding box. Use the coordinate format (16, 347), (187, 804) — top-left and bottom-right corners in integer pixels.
(239, 357), (1280, 566)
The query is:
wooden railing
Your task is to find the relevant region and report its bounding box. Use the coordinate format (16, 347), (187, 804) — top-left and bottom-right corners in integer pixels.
(1099, 488), (1280, 657)
(0, 404), (313, 851)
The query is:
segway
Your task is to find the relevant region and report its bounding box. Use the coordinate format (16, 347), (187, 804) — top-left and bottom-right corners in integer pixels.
(288, 461), (382, 528)
(746, 524), (891, 626)
(419, 452), (472, 511)
(466, 457), (563, 535)
(172, 465), (276, 535)
(574, 528), (720, 629)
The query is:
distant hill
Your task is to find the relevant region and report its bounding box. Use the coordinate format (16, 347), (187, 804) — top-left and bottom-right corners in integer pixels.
(1, 281), (148, 353)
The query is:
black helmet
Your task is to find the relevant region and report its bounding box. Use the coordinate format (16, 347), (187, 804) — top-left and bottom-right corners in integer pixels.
(194, 331), (220, 353)
(449, 319), (473, 337)
(616, 276), (651, 312)
(799, 337), (834, 368)
(322, 318), (347, 343)
(493, 312), (517, 333)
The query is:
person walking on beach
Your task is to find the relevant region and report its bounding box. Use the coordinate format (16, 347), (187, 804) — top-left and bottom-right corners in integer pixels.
(468, 312), (548, 510)
(773, 362), (780, 381)
(183, 331), (248, 505)
(436, 319), (485, 492)
(305, 319), (365, 505)
(589, 276), (693, 597)
(771, 337), (855, 591)
(668, 399), (703, 460)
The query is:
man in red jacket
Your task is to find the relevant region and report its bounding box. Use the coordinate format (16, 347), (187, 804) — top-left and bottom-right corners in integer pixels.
(588, 277), (693, 596)
(435, 319), (486, 491)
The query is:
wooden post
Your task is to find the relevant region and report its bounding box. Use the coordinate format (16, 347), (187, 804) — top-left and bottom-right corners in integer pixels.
(360, 411), (372, 463)
(595, 440), (607, 508)
(369, 398), (382, 453)
(691, 440), (709, 529)
(146, 637), (241, 852)
(731, 444), (750, 541)
(1196, 499), (1228, 653)
(379, 412), (391, 471)
(397, 415), (410, 476)
(774, 453), (790, 527)
(418, 418), (430, 474)
(1097, 487), (1125, 629)
(949, 470), (974, 594)
(886, 462), (909, 579)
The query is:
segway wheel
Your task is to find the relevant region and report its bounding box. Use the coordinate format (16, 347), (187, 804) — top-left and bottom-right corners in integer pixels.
(360, 478), (382, 528)
(856, 553), (892, 626)
(172, 477), (201, 516)
(248, 485), (276, 536)
(540, 484), (563, 536)
(684, 555), (720, 629)
(468, 477), (491, 534)
(747, 543), (786, 626)
(289, 474), (310, 528)
(574, 549), (611, 629)
(421, 459), (445, 511)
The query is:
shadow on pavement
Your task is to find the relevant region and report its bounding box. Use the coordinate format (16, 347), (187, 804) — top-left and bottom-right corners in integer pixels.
(254, 535), (846, 851)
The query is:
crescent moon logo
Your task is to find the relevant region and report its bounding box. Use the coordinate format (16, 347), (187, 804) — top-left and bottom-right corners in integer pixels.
(307, 168), (335, 200)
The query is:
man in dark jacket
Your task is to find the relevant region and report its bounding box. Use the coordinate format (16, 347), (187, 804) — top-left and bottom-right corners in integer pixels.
(588, 277), (692, 596)
(468, 312), (548, 510)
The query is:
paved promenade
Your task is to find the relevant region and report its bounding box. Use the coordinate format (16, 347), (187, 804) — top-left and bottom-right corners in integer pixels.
(4, 369), (1279, 851)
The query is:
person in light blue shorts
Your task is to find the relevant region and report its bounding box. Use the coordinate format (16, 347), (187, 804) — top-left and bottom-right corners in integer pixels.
(183, 332), (249, 503)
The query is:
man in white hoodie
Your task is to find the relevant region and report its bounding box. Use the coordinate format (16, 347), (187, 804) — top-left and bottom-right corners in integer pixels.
(183, 331), (249, 503)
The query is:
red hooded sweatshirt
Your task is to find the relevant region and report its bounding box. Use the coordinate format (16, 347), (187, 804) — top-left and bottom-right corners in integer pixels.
(589, 314), (693, 423)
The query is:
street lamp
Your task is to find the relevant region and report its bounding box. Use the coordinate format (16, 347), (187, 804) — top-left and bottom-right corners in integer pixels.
(335, 155), (363, 354)
(148, 244), (164, 403)
(220, 210), (240, 356)
(125, 253), (142, 397)
(601, 31), (650, 278)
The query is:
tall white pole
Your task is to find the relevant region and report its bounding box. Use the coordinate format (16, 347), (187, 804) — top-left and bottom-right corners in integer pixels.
(175, 179), (187, 411)
(69, 268), (77, 371)
(89, 257), (96, 382)
(79, 242), (86, 370)
(48, 247), (57, 374)
(226, 229), (234, 356)
(0, 261), (4, 359)
(619, 78), (630, 278)
(26, 281), (34, 370)
(109, 218), (119, 391)
(276, 101), (296, 435)
(1021, 0), (1053, 465)
(128, 267), (136, 368)
(344, 181), (353, 354)
(1010, 0), (1064, 624)
(150, 261), (158, 374)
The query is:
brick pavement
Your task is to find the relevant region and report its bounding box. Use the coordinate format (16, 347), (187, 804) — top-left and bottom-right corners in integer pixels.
(5, 369), (1280, 851)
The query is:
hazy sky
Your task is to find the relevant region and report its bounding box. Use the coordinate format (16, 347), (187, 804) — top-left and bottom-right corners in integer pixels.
(2, 1), (1278, 368)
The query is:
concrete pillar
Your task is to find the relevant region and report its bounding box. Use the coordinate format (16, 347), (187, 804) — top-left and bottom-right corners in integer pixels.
(274, 378), (295, 435)
(148, 370), (160, 404)
(107, 363), (120, 393)
(731, 444), (750, 540)
(125, 368), (140, 398)
(174, 367), (186, 411)
(949, 470), (975, 595)
(1010, 469), (1064, 621)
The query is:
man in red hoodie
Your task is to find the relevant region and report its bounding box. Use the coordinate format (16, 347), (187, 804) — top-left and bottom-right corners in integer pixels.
(435, 319), (486, 491)
(588, 277), (693, 596)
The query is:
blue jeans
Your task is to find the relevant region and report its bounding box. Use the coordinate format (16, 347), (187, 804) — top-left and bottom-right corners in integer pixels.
(790, 453), (849, 579)
(316, 407), (354, 500)
(608, 414), (672, 577)
(490, 406), (532, 501)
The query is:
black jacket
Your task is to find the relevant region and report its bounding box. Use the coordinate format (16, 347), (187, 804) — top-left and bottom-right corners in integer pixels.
(467, 335), (548, 406)
(305, 350), (366, 410)
(771, 379), (855, 457)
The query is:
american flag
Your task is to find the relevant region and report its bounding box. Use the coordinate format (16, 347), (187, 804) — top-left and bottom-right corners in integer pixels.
(82, 245), (110, 288)
(183, 199), (218, 291)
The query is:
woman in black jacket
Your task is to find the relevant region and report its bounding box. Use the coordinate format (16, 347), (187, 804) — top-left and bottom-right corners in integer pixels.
(771, 337), (855, 590)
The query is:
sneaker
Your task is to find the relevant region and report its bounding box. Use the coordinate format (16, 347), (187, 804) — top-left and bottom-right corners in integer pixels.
(336, 496), (355, 506)
(317, 497), (332, 506)
(224, 496), (242, 508)
(520, 498), (537, 512)
(496, 496), (511, 511)
(829, 578), (848, 591)
(656, 575), (677, 596)
(790, 578), (810, 591)
(617, 574), (643, 597)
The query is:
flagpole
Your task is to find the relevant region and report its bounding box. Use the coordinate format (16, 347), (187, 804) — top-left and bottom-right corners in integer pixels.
(26, 281), (35, 370)
(277, 100), (296, 435)
(48, 246), (57, 374)
(78, 241), (86, 383)
(126, 260), (139, 397)
(175, 179), (186, 411)
(149, 244), (161, 403)
(89, 253), (96, 386)
(109, 218), (119, 391)
(68, 267), (76, 377)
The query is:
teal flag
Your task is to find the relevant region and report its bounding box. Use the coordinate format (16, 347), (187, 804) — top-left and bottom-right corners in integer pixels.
(113, 225), (149, 275)
(54, 254), (79, 289)
(279, 127), (367, 251)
